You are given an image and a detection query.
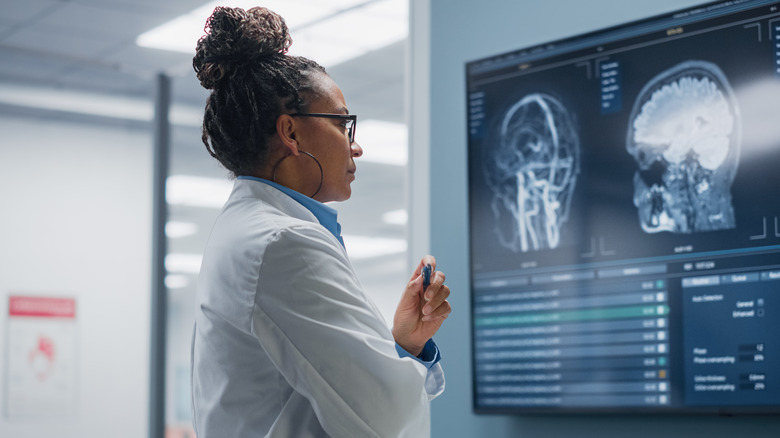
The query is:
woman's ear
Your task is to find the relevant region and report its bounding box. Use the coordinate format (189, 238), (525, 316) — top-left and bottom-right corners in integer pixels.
(275, 114), (300, 156)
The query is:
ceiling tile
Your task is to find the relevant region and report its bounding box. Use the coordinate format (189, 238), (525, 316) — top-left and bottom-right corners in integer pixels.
(0, 47), (73, 82)
(3, 27), (118, 59)
(70, 0), (206, 16)
(0, 23), (14, 37)
(0, 0), (63, 23)
(33, 2), (173, 40)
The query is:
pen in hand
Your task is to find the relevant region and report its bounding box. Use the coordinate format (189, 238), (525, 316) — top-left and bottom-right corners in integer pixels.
(422, 263), (433, 311)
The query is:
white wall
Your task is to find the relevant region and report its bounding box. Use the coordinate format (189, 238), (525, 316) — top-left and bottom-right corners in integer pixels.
(0, 115), (152, 437)
(411, 0), (780, 437)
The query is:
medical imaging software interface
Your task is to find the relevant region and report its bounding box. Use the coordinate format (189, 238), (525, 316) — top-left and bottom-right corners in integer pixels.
(467, 0), (780, 413)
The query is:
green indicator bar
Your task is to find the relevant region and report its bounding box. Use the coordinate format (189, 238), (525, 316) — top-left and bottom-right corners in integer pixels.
(474, 305), (669, 327)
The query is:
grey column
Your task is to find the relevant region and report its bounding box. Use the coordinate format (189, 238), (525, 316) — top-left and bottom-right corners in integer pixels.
(149, 72), (170, 438)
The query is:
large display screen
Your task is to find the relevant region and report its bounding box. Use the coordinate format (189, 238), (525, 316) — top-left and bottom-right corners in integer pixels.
(466, 0), (780, 414)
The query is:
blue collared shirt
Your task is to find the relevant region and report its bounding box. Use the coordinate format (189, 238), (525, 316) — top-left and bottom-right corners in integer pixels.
(237, 176), (441, 369)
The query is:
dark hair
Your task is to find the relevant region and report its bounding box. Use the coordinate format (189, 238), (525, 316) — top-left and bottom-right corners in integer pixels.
(193, 6), (326, 176)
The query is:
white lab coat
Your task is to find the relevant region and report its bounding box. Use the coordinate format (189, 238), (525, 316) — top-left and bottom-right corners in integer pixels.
(191, 179), (445, 438)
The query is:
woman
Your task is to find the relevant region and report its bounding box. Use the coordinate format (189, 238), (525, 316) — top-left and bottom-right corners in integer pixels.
(190, 6), (451, 438)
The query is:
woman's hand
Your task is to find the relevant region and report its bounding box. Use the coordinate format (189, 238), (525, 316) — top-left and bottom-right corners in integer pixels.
(392, 255), (452, 356)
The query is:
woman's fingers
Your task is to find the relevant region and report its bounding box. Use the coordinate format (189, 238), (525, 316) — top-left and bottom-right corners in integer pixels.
(423, 271), (447, 302)
(422, 298), (451, 322)
(422, 275), (450, 316)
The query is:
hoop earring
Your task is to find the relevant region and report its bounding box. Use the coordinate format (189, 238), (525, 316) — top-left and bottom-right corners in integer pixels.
(271, 150), (323, 198)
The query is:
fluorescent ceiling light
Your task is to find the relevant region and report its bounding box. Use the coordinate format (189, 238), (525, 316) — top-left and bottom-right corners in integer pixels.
(0, 83), (201, 126)
(342, 234), (407, 260)
(382, 209), (408, 225)
(358, 119), (408, 166)
(288, 0), (408, 67)
(165, 274), (190, 289)
(166, 174), (233, 208)
(165, 253), (203, 274)
(136, 0), (407, 68)
(166, 221), (199, 238)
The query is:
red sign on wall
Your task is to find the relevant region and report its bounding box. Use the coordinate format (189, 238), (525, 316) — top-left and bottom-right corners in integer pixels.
(5, 295), (78, 419)
(9, 296), (76, 318)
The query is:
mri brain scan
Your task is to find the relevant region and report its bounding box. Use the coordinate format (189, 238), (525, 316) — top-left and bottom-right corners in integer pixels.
(627, 60), (741, 234)
(484, 93), (580, 252)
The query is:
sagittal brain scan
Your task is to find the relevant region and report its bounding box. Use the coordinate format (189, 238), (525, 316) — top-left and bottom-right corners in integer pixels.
(627, 60), (741, 234)
(484, 93), (580, 252)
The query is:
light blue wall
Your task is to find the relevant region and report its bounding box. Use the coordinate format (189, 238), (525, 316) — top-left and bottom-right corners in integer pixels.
(427, 1), (780, 436)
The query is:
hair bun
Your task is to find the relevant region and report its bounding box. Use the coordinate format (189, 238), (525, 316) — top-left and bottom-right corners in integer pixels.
(193, 6), (292, 89)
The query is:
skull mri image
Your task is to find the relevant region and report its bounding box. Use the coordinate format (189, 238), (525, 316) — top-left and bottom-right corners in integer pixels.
(483, 94), (580, 253)
(627, 61), (741, 234)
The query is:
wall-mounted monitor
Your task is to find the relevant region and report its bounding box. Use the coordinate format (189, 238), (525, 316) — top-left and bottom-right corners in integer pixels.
(466, 0), (780, 414)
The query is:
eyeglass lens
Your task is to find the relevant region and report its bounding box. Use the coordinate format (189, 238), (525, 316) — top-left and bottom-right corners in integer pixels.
(348, 120), (355, 143)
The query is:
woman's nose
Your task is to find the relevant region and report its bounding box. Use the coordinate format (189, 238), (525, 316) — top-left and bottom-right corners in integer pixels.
(351, 141), (363, 157)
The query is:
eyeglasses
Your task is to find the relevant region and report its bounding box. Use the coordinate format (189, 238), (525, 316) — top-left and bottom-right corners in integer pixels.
(290, 113), (357, 144)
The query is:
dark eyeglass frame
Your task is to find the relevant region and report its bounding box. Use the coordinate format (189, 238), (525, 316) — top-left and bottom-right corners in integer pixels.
(290, 113), (357, 144)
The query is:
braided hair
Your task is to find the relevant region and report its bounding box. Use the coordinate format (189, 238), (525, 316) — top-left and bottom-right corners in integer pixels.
(193, 6), (326, 176)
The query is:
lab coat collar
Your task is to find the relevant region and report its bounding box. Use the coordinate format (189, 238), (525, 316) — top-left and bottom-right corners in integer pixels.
(236, 176), (344, 247)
